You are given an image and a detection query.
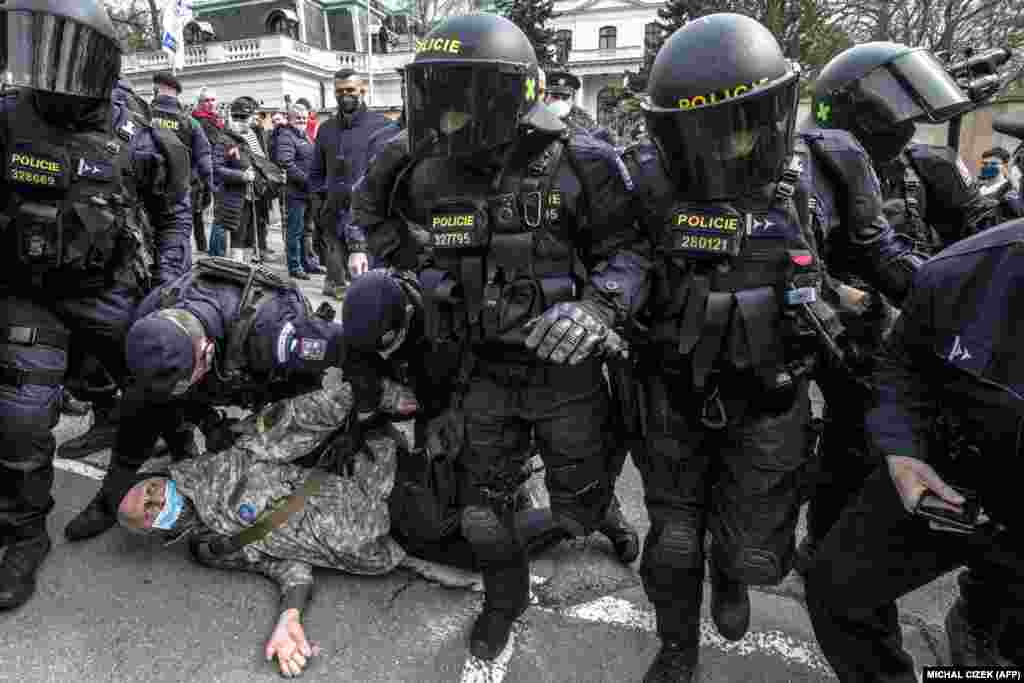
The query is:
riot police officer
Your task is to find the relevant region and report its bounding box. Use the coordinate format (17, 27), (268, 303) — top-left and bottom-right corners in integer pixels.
(64, 256), (344, 542)
(811, 42), (1005, 253)
(0, 0), (192, 610)
(805, 219), (1024, 680)
(58, 71), (218, 462)
(352, 14), (648, 660)
(622, 15), (924, 681)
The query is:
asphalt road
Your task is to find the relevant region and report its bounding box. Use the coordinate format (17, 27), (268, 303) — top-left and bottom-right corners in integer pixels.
(0, 217), (963, 682)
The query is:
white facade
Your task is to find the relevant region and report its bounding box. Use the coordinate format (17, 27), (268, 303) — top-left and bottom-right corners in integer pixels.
(549, 0), (662, 123)
(122, 34), (410, 114)
(120, 1), (661, 119)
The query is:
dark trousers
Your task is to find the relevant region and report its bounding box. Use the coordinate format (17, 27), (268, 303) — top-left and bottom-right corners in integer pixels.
(458, 359), (617, 614)
(0, 281), (141, 531)
(321, 220), (348, 286)
(636, 371), (811, 644)
(807, 368), (880, 539)
(805, 467), (1024, 682)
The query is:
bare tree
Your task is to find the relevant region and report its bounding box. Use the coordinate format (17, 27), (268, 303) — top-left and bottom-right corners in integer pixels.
(106, 0), (162, 51)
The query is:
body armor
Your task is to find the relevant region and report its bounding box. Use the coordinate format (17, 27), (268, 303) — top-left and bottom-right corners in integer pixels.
(149, 104), (192, 150)
(879, 153), (941, 252)
(412, 134), (579, 352)
(0, 94), (142, 290)
(156, 257), (312, 408)
(645, 144), (827, 392)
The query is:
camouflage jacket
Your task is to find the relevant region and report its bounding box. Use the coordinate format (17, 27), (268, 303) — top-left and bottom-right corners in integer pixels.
(171, 369), (408, 611)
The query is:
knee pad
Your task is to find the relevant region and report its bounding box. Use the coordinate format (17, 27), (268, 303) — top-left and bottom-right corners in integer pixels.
(646, 521), (703, 571)
(461, 505), (509, 548)
(713, 542), (788, 585)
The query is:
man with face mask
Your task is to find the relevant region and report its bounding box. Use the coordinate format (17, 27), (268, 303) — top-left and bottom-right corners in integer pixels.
(0, 0), (192, 609)
(976, 147), (1024, 219)
(311, 69), (395, 300)
(208, 98), (264, 262)
(63, 256), (344, 543)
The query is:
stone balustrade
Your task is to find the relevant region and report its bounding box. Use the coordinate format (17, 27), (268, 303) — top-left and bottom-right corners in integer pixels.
(123, 34), (414, 76)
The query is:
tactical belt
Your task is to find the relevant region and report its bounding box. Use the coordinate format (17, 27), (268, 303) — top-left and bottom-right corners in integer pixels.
(3, 325), (69, 349)
(203, 469), (329, 557)
(0, 363), (65, 387)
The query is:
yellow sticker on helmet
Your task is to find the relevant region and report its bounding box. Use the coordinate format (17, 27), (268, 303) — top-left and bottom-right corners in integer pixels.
(677, 78), (770, 110)
(415, 37), (463, 54)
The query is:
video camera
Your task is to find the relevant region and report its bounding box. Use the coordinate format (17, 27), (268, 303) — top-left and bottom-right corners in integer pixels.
(941, 47), (1012, 103)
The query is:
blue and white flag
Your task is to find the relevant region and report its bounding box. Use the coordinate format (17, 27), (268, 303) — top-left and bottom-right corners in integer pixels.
(160, 0), (194, 72)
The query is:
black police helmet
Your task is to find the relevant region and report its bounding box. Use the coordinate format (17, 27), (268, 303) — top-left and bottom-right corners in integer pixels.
(642, 13), (801, 200)
(405, 13), (540, 157)
(1, 0), (122, 100)
(813, 42), (971, 162)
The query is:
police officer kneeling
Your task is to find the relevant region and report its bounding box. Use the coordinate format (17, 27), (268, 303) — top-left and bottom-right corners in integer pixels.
(65, 257), (344, 541)
(805, 219), (1024, 680)
(0, 0), (192, 609)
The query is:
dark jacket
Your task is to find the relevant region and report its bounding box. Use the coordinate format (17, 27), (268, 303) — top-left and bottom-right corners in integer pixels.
(192, 112), (227, 196)
(275, 126), (314, 199)
(152, 94), (214, 193)
(310, 108), (395, 242)
(866, 219), (1024, 529)
(212, 127), (258, 234)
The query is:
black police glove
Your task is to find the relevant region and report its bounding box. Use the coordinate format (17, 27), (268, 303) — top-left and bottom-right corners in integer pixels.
(524, 301), (626, 365)
(425, 409), (465, 462)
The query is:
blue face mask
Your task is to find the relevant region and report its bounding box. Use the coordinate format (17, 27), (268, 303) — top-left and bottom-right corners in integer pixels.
(153, 480), (185, 530)
(979, 164), (1001, 180)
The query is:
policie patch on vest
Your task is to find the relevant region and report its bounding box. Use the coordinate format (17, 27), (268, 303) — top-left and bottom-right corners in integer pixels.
(430, 210), (482, 249)
(7, 146), (68, 189)
(668, 206), (744, 258)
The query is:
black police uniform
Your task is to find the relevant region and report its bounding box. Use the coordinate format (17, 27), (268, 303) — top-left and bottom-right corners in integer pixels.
(150, 73), (215, 247)
(805, 219), (1024, 680)
(0, 0), (192, 610)
(352, 13), (649, 661)
(799, 42), (974, 556)
(622, 15), (925, 681)
(63, 257), (344, 541)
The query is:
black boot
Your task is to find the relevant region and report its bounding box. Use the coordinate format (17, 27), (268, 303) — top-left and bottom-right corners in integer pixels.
(598, 494), (640, 564)
(469, 604), (524, 661)
(58, 395), (121, 460)
(64, 491), (117, 541)
(0, 524), (52, 610)
(643, 641), (699, 683)
(710, 563), (750, 641)
(946, 596), (1013, 666)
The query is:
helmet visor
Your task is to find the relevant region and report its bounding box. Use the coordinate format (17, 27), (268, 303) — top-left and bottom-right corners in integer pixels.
(1, 10), (121, 100)
(406, 63), (526, 157)
(854, 50), (971, 125)
(645, 78), (799, 200)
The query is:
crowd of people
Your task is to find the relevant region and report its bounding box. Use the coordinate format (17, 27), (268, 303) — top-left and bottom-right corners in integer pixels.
(2, 2), (1023, 682)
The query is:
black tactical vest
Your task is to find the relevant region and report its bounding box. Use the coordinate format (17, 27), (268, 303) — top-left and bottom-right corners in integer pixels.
(412, 135), (578, 351)
(150, 104), (192, 150)
(880, 154), (939, 252)
(1, 95), (142, 289)
(157, 257), (311, 407)
(648, 146), (827, 391)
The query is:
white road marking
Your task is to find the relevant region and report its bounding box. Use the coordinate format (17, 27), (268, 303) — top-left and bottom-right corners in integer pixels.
(54, 457), (106, 481)
(560, 595), (834, 675)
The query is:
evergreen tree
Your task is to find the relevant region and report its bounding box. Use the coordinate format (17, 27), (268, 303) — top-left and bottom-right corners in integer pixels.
(495, 0), (559, 69)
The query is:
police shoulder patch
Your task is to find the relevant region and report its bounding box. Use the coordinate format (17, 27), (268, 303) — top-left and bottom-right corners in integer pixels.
(298, 338), (327, 361)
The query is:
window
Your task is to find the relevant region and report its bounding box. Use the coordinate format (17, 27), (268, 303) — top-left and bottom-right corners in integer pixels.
(267, 10), (299, 39)
(597, 86), (617, 127)
(598, 26), (616, 51)
(644, 23), (661, 54)
(555, 29), (572, 64)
